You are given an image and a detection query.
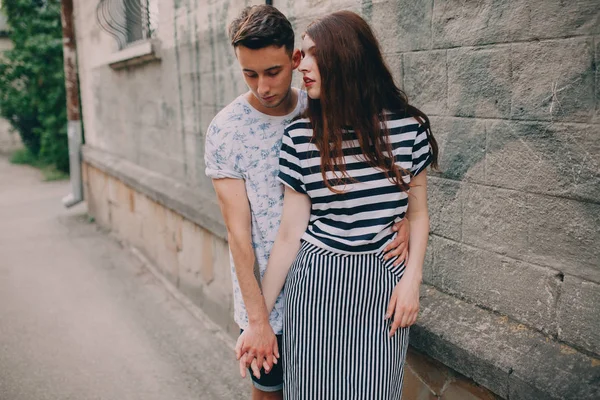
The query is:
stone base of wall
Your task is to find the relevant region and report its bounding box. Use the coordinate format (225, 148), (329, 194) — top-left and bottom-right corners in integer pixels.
(83, 162), (240, 336)
(81, 146), (599, 400)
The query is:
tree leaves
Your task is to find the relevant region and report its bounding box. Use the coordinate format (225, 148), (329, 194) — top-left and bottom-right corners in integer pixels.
(0, 0), (69, 172)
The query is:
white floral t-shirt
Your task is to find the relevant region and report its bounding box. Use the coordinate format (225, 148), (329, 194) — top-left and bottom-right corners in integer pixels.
(204, 90), (306, 334)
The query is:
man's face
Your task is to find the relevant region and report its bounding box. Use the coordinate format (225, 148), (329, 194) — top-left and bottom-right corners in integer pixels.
(235, 45), (300, 110)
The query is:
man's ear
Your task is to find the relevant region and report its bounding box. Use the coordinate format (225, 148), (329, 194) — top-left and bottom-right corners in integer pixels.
(291, 49), (301, 69)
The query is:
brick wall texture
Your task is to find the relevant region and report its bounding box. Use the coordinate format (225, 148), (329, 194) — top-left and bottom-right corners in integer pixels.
(74, 0), (599, 398)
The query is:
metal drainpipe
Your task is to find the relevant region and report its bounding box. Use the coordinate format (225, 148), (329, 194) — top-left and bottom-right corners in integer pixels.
(60, 0), (84, 208)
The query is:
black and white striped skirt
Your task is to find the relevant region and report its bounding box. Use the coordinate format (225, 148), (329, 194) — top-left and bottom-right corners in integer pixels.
(283, 241), (410, 400)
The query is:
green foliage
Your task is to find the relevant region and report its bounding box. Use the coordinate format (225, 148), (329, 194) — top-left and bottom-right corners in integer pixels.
(9, 147), (37, 165)
(0, 0), (69, 173)
(9, 147), (69, 181)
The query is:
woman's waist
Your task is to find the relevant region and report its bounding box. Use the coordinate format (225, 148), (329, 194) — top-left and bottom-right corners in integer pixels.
(300, 228), (397, 257)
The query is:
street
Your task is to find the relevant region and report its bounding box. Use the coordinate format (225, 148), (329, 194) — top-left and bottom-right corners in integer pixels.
(0, 156), (247, 400)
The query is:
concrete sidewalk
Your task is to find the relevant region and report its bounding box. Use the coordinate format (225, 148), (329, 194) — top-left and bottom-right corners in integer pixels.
(0, 156), (247, 400)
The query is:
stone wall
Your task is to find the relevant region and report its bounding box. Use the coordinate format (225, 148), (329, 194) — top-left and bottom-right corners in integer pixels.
(74, 0), (600, 398)
(391, 0), (599, 352)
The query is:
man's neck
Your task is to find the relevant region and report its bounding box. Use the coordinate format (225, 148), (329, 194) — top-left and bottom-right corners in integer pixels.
(246, 88), (297, 117)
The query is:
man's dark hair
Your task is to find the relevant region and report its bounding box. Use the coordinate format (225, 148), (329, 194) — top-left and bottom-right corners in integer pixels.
(229, 5), (294, 55)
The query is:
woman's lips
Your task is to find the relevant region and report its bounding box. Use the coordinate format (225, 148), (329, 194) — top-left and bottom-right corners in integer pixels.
(304, 77), (315, 87)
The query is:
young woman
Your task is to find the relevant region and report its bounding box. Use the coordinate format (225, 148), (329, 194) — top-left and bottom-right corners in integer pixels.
(242, 10), (438, 399)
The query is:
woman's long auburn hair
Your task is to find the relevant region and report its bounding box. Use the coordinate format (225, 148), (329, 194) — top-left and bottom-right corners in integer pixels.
(302, 11), (439, 193)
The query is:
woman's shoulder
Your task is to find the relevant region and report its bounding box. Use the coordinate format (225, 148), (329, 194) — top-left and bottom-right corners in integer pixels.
(284, 117), (313, 138)
(383, 110), (424, 132)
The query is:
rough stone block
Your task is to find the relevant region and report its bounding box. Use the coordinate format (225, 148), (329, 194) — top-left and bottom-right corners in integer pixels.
(447, 46), (511, 118)
(403, 51), (448, 115)
(179, 220), (231, 315)
(413, 289), (514, 398)
(109, 182), (143, 249)
(138, 196), (160, 263)
(422, 238), (434, 285)
(370, 0), (402, 53)
(526, 195), (600, 282)
(178, 219), (203, 287)
(428, 176), (462, 242)
(413, 285), (600, 400)
(432, 0), (599, 48)
(164, 208), (183, 253)
(485, 120), (600, 203)
(382, 52), (403, 89)
(595, 36), (600, 124)
(151, 207), (179, 285)
(85, 165), (110, 228)
(432, 0), (531, 47)
(462, 183), (530, 258)
(557, 276), (600, 355)
(200, 234), (215, 284)
(205, 235), (234, 305)
(429, 117), (486, 182)
(393, 0), (433, 51)
(508, 337), (600, 400)
(282, 0), (364, 26)
(527, 0), (600, 39)
(432, 236), (560, 334)
(511, 38), (595, 123)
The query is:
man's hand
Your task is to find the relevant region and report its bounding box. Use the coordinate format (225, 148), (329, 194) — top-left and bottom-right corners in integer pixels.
(235, 322), (279, 379)
(383, 218), (410, 265)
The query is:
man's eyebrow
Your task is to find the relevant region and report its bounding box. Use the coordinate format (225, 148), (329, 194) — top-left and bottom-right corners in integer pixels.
(242, 65), (282, 73)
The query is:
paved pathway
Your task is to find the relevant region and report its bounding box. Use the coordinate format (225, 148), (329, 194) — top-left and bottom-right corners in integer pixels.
(0, 156), (247, 400)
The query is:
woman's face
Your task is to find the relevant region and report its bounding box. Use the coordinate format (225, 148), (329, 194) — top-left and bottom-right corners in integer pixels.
(298, 34), (321, 100)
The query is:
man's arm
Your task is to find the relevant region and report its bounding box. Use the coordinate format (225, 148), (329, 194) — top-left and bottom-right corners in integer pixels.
(212, 178), (278, 375)
(383, 218), (410, 265)
(237, 186), (311, 378)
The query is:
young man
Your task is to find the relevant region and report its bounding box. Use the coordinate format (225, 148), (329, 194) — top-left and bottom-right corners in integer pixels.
(204, 6), (409, 399)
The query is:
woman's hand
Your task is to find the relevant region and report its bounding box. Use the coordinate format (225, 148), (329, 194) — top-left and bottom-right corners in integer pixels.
(385, 276), (420, 337)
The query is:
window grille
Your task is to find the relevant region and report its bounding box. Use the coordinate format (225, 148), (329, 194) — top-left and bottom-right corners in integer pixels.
(96, 0), (158, 50)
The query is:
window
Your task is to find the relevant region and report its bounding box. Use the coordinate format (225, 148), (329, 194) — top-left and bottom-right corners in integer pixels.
(96, 0), (158, 50)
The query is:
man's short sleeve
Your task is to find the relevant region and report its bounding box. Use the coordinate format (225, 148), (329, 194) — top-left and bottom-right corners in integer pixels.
(410, 124), (433, 177)
(204, 121), (243, 179)
(278, 128), (306, 194)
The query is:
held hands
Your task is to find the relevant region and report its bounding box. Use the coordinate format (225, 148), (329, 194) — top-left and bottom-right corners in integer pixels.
(235, 321), (279, 379)
(386, 276), (420, 337)
(383, 218), (410, 266)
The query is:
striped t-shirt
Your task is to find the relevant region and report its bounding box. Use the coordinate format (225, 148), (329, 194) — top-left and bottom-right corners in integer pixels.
(278, 112), (432, 254)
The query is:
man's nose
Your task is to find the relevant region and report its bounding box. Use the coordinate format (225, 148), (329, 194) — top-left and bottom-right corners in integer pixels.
(258, 76), (270, 95)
